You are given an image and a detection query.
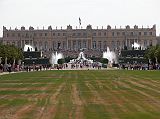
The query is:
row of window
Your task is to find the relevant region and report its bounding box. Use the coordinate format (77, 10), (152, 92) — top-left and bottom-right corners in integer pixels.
(6, 31), (154, 38)
(6, 39), (153, 50)
(94, 31), (153, 37)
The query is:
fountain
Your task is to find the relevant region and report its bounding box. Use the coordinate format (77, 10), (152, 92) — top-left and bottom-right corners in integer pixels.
(132, 42), (140, 50)
(103, 47), (117, 65)
(24, 44), (35, 52)
(69, 51), (93, 64)
(50, 52), (63, 65)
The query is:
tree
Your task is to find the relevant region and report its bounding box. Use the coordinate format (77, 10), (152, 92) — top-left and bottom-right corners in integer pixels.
(154, 46), (160, 63)
(57, 59), (65, 64)
(145, 45), (160, 64)
(0, 44), (23, 64)
(100, 58), (108, 64)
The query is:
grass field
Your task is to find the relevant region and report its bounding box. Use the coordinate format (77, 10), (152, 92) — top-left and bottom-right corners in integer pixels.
(0, 70), (160, 119)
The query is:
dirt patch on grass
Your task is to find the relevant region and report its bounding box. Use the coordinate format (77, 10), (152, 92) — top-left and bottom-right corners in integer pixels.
(118, 81), (160, 111)
(139, 80), (160, 89)
(37, 83), (65, 119)
(11, 105), (34, 119)
(0, 106), (20, 119)
(71, 84), (83, 106)
(69, 84), (84, 119)
(128, 80), (160, 94)
(85, 81), (105, 105)
(0, 87), (48, 91)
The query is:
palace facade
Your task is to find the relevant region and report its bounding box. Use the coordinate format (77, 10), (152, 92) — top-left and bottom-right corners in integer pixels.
(1, 25), (157, 58)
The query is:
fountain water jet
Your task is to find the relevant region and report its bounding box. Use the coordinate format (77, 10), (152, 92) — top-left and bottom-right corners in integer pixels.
(103, 47), (117, 64)
(24, 44), (35, 51)
(50, 52), (63, 65)
(132, 42), (140, 50)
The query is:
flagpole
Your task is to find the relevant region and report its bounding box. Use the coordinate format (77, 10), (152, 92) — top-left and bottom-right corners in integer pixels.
(79, 17), (81, 29)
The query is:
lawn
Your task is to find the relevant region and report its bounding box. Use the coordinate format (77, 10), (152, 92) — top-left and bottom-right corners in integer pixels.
(0, 70), (160, 119)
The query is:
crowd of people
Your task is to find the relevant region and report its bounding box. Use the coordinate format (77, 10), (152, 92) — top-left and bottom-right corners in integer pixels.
(1, 62), (160, 74)
(120, 63), (160, 70)
(0, 63), (51, 73)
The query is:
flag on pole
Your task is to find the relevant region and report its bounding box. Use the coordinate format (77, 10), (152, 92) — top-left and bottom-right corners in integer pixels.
(79, 17), (81, 26)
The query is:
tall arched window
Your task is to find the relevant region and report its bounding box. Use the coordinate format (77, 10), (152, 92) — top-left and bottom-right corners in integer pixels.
(44, 41), (48, 50)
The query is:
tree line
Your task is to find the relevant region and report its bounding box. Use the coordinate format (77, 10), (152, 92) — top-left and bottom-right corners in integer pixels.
(0, 44), (23, 64)
(145, 45), (160, 64)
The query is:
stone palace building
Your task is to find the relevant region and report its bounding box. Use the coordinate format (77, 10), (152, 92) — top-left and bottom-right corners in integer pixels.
(1, 25), (158, 58)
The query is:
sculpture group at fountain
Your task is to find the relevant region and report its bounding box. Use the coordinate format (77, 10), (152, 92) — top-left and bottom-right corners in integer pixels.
(69, 52), (93, 64)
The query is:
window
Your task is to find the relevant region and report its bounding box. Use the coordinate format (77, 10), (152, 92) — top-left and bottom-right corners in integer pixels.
(26, 33), (29, 38)
(130, 32), (133, 36)
(34, 33), (37, 37)
(104, 32), (106, 36)
(12, 33), (15, 37)
(150, 32), (152, 36)
(18, 33), (20, 37)
(44, 41), (48, 50)
(83, 33), (87, 36)
(104, 41), (107, 49)
(52, 41), (55, 50)
(93, 41), (96, 49)
(117, 32), (120, 36)
(40, 33), (42, 36)
(112, 32), (115, 36)
(122, 32), (125, 36)
(25, 40), (29, 44)
(63, 33), (66, 36)
(93, 33), (96, 36)
(58, 42), (61, 49)
(144, 40), (147, 47)
(68, 40), (71, 50)
(149, 40), (152, 46)
(58, 33), (60, 36)
(78, 40), (81, 49)
(53, 33), (55, 36)
(63, 41), (66, 49)
(39, 41), (42, 50)
(139, 32), (141, 36)
(7, 33), (9, 37)
(98, 32), (101, 36)
(17, 41), (21, 47)
(73, 41), (76, 50)
(117, 41), (120, 48)
(83, 40), (87, 48)
(77, 33), (81, 36)
(112, 41), (115, 49)
(34, 41), (37, 47)
(98, 41), (102, 49)
(144, 32), (147, 36)
(45, 33), (47, 36)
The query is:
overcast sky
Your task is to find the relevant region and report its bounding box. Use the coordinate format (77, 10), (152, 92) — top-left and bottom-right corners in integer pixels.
(0, 0), (160, 36)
